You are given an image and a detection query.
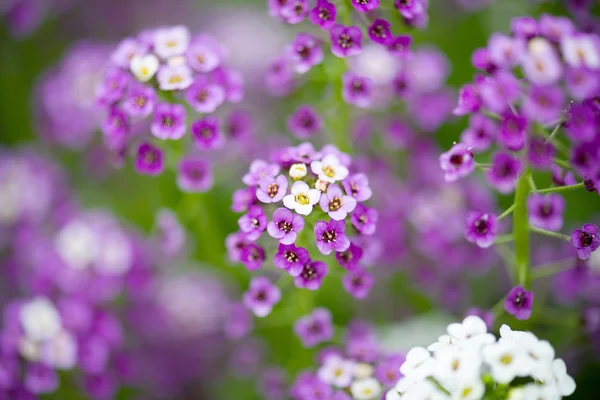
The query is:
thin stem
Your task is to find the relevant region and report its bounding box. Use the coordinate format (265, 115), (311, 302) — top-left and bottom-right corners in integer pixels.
(527, 175), (537, 192)
(494, 234), (514, 244)
(513, 169), (531, 288)
(492, 295), (506, 317)
(495, 243), (516, 282)
(537, 182), (584, 194)
(482, 109), (501, 120)
(498, 204), (516, 220)
(544, 123), (561, 144)
(529, 226), (571, 241)
(532, 260), (577, 280)
(553, 158), (573, 170)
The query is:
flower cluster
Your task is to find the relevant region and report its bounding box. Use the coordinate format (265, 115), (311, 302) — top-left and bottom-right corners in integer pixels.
(96, 25), (244, 185)
(228, 143), (378, 311)
(291, 317), (405, 400)
(389, 315), (576, 400)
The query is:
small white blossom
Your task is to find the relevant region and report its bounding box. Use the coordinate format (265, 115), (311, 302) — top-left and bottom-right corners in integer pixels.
(130, 54), (159, 82)
(289, 163), (307, 180)
(19, 297), (62, 343)
(551, 358), (576, 397)
(446, 316), (495, 347)
(561, 34), (600, 69)
(318, 355), (355, 388)
(450, 378), (485, 400)
(156, 64), (193, 91)
(95, 229), (132, 276)
(353, 363), (374, 379)
(433, 345), (482, 390)
(428, 334), (456, 352)
(385, 389), (402, 400)
(153, 25), (191, 59)
(482, 339), (527, 384)
(401, 380), (449, 400)
(40, 331), (78, 370)
(283, 181), (321, 216)
(400, 347), (436, 381)
(311, 154), (349, 183)
(55, 219), (99, 271)
(522, 383), (561, 400)
(18, 338), (40, 362)
(350, 377), (381, 400)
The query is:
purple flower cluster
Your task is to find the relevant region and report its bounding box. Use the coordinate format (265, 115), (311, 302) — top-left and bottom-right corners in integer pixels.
(96, 25), (245, 187)
(291, 318), (404, 399)
(228, 143), (378, 302)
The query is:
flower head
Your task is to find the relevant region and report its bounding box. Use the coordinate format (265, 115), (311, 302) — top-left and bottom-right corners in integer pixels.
(135, 142), (164, 176)
(315, 219), (351, 255)
(527, 193), (565, 231)
(330, 24), (363, 58)
(283, 181), (321, 216)
(151, 103), (187, 140)
(267, 208), (305, 245)
(309, 0), (337, 30)
(274, 243), (310, 277)
(243, 276), (281, 317)
(294, 308), (334, 348)
(465, 211), (497, 248)
(294, 260), (328, 290)
(571, 224), (600, 260)
(177, 157), (213, 193)
(504, 286), (534, 320)
(439, 143), (475, 182)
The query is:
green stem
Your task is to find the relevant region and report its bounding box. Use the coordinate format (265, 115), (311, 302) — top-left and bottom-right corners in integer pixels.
(532, 260), (577, 280)
(527, 175), (537, 192)
(513, 169), (531, 288)
(497, 204), (516, 220)
(494, 234), (514, 244)
(536, 182), (584, 194)
(553, 158), (573, 170)
(529, 226), (571, 241)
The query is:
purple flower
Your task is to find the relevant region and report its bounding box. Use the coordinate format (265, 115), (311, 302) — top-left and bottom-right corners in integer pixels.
(539, 14), (574, 43)
(280, 0), (309, 24)
(185, 77), (226, 113)
(308, 0), (337, 30)
(267, 208), (305, 245)
(290, 143), (322, 164)
(266, 56), (296, 97)
(232, 187), (257, 213)
(240, 243), (265, 271)
(96, 67), (130, 105)
(375, 355), (405, 388)
(351, 204), (378, 236)
(186, 34), (223, 73)
(570, 142), (597, 177)
(565, 67), (599, 102)
(212, 67), (244, 103)
(177, 157), (213, 193)
(480, 72), (521, 114)
(527, 194), (565, 231)
(287, 33), (323, 74)
(135, 142), (164, 176)
(287, 105), (323, 139)
(395, 0), (426, 19)
(224, 303), (253, 340)
(466, 308), (495, 331)
(24, 363), (58, 394)
(151, 103), (187, 140)
(336, 242), (363, 270)
(342, 173), (372, 202)
(342, 268), (375, 299)
(243, 276), (281, 317)
(121, 83), (156, 118)
(368, 19), (392, 45)
(330, 24), (362, 58)
(294, 260), (328, 290)
(454, 83), (482, 116)
(486, 152), (522, 194)
(384, 119), (414, 149)
(498, 113), (527, 152)
(294, 308), (334, 348)
(314, 219), (351, 255)
(342, 73), (373, 109)
(487, 33), (526, 68)
(387, 35), (412, 56)
(274, 244), (310, 277)
(191, 116), (225, 150)
(570, 224), (600, 260)
(465, 211), (497, 248)
(439, 143), (475, 182)
(238, 206), (268, 241)
(257, 175), (288, 203)
(504, 286), (534, 320)
(83, 373), (118, 400)
(527, 137), (555, 170)
(101, 108), (129, 143)
(511, 16), (538, 39)
(225, 109), (254, 141)
(319, 184), (357, 221)
(460, 114), (496, 153)
(243, 160), (280, 186)
(552, 165), (577, 187)
(564, 103), (596, 142)
(78, 336), (110, 374)
(226, 232), (252, 263)
(352, 0), (379, 12)
(522, 86), (564, 124)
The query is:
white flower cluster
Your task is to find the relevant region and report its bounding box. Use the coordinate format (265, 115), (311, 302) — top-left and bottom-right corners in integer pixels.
(318, 355), (383, 399)
(387, 316), (576, 400)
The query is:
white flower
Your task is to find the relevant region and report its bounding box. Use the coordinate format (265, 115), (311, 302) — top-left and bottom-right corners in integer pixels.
(561, 34), (600, 69)
(289, 163), (307, 180)
(401, 380), (449, 400)
(400, 347), (436, 381)
(318, 355), (355, 388)
(446, 316), (495, 347)
(522, 383), (561, 400)
(350, 377), (381, 400)
(40, 331), (78, 370)
(385, 389), (402, 400)
(282, 181), (321, 216)
(311, 154), (349, 183)
(130, 54), (159, 82)
(55, 219), (99, 271)
(450, 378), (485, 400)
(153, 25), (191, 59)
(354, 363), (374, 379)
(551, 358), (576, 397)
(433, 345), (482, 390)
(95, 229), (132, 275)
(519, 335), (555, 383)
(19, 297), (62, 343)
(428, 335), (457, 352)
(482, 339), (527, 384)
(522, 38), (563, 86)
(156, 64), (193, 91)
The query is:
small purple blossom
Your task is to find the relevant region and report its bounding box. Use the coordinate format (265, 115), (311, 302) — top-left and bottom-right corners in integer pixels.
(564, 103), (596, 142)
(504, 286), (534, 320)
(212, 67), (244, 103)
(267, 208), (305, 245)
(232, 187), (256, 213)
(96, 67), (130, 105)
(465, 211), (497, 248)
(387, 35), (412, 56)
(294, 260), (328, 290)
(101, 108), (129, 142)
(226, 232), (252, 263)
(368, 19), (392, 45)
(342, 268), (375, 299)
(186, 34), (223, 73)
(454, 83), (482, 116)
(135, 142), (164, 176)
(280, 0), (309, 24)
(330, 24), (362, 58)
(342, 73), (373, 109)
(308, 0), (336, 30)
(375, 355), (405, 388)
(351, 204), (378, 236)
(522, 86), (565, 124)
(185, 77), (226, 113)
(225, 109), (254, 141)
(498, 113), (527, 152)
(191, 116), (225, 150)
(460, 114), (496, 153)
(238, 206), (268, 241)
(395, 0), (426, 20)
(287, 33), (323, 74)
(24, 363), (58, 394)
(570, 224), (600, 260)
(240, 243), (266, 271)
(342, 173), (372, 202)
(224, 303), (253, 340)
(486, 152), (522, 194)
(527, 194), (565, 231)
(352, 0), (379, 13)
(294, 308), (334, 348)
(243, 160), (280, 186)
(287, 105), (323, 139)
(487, 33), (526, 68)
(243, 276), (281, 317)
(527, 137), (555, 170)
(319, 184), (357, 221)
(314, 219), (351, 255)
(177, 157), (213, 193)
(266, 56), (296, 97)
(121, 83), (156, 118)
(257, 175), (288, 204)
(552, 165), (577, 187)
(439, 143), (475, 182)
(336, 242), (363, 270)
(151, 103), (187, 140)
(274, 243), (310, 277)
(480, 72), (521, 114)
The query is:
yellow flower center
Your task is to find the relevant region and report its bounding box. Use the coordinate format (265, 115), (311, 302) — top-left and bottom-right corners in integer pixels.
(500, 354), (513, 365)
(323, 165), (335, 178)
(168, 75), (183, 84)
(295, 193), (310, 205)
